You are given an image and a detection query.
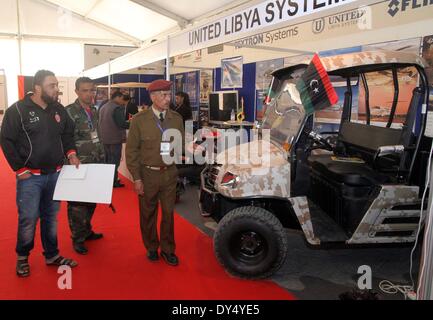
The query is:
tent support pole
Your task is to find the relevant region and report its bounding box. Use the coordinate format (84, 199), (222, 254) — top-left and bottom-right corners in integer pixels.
(108, 60), (112, 98)
(166, 35), (170, 81)
(16, 0), (23, 75)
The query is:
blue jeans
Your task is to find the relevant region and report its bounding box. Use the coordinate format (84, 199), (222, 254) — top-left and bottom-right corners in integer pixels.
(16, 172), (60, 260)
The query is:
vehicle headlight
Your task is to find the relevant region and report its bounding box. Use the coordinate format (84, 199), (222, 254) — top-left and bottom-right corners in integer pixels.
(220, 172), (239, 188)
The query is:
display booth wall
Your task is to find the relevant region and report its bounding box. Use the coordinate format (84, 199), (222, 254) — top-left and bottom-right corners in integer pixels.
(170, 62), (256, 122)
(214, 62), (256, 122)
(170, 71), (201, 112)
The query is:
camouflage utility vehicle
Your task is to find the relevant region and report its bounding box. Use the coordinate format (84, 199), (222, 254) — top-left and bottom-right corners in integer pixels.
(199, 51), (432, 279)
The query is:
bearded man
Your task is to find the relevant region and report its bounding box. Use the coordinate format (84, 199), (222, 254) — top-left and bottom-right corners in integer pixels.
(1, 70), (81, 277)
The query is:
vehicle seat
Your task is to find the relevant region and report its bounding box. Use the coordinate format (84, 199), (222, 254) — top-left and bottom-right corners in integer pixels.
(310, 155), (390, 186)
(309, 86), (422, 187)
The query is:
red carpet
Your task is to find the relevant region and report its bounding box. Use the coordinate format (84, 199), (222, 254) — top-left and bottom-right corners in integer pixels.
(0, 150), (295, 300)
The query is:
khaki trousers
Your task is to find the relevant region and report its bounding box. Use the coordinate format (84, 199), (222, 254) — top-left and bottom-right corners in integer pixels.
(138, 165), (178, 254)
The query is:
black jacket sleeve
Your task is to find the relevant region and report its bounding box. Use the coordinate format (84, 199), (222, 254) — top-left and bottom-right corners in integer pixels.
(60, 107), (77, 156)
(179, 105), (193, 122)
(113, 106), (130, 130)
(0, 105), (26, 172)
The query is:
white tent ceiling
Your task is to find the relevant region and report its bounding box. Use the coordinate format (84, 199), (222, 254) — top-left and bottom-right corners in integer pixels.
(0, 0), (250, 46)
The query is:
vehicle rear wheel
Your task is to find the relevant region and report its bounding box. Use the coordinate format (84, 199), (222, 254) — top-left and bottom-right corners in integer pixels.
(213, 206), (288, 279)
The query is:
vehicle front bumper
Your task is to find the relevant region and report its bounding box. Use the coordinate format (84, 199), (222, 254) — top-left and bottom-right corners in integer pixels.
(198, 167), (221, 218)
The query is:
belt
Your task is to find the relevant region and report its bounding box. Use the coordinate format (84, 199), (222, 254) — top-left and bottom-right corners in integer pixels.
(144, 165), (169, 171)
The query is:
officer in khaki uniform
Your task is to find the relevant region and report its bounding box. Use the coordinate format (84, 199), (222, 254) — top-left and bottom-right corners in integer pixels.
(65, 77), (105, 255)
(126, 79), (184, 266)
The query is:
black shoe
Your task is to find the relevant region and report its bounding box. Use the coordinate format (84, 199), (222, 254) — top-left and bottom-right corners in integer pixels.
(113, 181), (125, 188)
(160, 252), (179, 266)
(147, 250), (159, 262)
(73, 242), (88, 255)
(86, 232), (103, 241)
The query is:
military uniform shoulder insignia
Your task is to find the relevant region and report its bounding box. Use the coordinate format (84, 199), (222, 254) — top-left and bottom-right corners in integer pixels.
(135, 110), (150, 119)
(65, 106), (80, 120)
(171, 111), (182, 120)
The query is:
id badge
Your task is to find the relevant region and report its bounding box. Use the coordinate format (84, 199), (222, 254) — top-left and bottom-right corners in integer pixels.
(91, 131), (98, 140)
(160, 142), (171, 155)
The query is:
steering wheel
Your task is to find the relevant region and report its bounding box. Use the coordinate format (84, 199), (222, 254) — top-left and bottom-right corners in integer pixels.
(306, 130), (334, 151)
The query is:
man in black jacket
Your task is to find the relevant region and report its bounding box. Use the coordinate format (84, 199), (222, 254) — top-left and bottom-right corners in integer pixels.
(173, 91), (193, 123)
(124, 94), (139, 121)
(1, 70), (81, 277)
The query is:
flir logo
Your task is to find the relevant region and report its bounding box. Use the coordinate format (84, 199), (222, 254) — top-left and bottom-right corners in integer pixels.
(388, 0), (400, 16)
(388, 0), (433, 17)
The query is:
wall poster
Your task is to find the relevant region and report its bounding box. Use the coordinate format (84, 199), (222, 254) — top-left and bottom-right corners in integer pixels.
(221, 56), (243, 89)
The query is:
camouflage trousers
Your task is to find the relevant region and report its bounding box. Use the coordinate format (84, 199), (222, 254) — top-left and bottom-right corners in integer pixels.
(67, 202), (97, 244)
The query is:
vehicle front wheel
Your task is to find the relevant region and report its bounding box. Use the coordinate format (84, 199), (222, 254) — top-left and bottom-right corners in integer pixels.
(213, 206), (288, 279)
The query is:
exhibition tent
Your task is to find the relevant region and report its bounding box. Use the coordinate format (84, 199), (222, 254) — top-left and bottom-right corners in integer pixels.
(0, 0), (254, 105)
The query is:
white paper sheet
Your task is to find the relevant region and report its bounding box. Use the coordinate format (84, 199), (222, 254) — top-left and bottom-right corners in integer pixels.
(53, 164), (115, 204)
(60, 165), (88, 180)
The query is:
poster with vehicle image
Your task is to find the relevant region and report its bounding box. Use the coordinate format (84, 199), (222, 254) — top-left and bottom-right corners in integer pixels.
(315, 80), (359, 123)
(357, 67), (418, 124)
(362, 37), (421, 54)
(358, 38), (421, 123)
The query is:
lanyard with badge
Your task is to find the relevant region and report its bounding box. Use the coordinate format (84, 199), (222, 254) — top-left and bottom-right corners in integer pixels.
(83, 106), (98, 140)
(154, 113), (171, 156)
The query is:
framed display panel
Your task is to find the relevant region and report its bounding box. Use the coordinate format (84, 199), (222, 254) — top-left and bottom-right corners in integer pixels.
(221, 56), (243, 89)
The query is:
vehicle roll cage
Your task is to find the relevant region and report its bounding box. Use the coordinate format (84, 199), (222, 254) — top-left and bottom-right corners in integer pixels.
(284, 63), (430, 186)
(331, 63), (430, 184)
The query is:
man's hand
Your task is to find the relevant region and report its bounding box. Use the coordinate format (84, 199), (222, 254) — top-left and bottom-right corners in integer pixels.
(134, 180), (144, 196)
(68, 154), (81, 168)
(17, 172), (32, 181)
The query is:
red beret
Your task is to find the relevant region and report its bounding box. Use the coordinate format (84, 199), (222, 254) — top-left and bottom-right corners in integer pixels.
(148, 79), (172, 93)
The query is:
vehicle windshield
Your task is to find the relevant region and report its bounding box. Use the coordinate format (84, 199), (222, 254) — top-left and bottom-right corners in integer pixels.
(261, 75), (306, 151)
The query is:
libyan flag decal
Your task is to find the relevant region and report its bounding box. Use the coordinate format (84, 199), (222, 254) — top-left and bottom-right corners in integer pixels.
(296, 54), (338, 115)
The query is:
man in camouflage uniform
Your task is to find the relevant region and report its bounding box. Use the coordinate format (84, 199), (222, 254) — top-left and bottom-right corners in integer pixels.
(65, 77), (105, 255)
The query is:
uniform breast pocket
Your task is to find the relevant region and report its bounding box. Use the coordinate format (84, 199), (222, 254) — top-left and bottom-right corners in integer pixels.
(77, 118), (90, 132)
(141, 136), (158, 150)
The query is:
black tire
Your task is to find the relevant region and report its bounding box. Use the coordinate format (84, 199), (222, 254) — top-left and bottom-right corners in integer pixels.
(213, 206), (288, 279)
